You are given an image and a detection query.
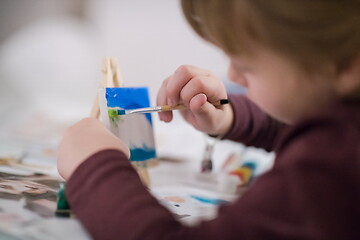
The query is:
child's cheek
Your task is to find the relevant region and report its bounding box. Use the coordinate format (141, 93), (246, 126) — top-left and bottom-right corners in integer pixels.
(246, 83), (276, 113)
(237, 75), (249, 88)
(228, 67), (248, 88)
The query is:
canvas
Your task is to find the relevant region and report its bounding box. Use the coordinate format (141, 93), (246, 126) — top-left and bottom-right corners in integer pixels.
(99, 87), (157, 167)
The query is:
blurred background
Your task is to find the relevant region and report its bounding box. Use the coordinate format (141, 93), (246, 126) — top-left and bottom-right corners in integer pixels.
(0, 0), (241, 122)
(0, 0), (272, 177)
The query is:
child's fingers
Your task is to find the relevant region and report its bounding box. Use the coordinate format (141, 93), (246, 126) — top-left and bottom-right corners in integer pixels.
(185, 93), (233, 135)
(189, 93), (208, 110)
(57, 118), (130, 180)
(179, 75), (227, 106)
(189, 93), (218, 122)
(178, 93), (220, 134)
(156, 77), (173, 122)
(166, 65), (211, 106)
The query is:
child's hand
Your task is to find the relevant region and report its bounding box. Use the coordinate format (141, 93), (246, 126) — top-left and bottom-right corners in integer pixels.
(57, 118), (130, 180)
(157, 65), (233, 136)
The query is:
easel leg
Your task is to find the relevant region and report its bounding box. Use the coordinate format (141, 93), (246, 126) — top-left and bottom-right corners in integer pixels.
(136, 167), (150, 186)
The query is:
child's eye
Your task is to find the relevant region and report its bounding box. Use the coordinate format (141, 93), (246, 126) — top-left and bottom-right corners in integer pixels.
(234, 64), (251, 73)
(231, 59), (251, 73)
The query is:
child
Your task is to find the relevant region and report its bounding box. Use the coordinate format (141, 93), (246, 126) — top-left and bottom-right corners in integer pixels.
(57, 0), (360, 239)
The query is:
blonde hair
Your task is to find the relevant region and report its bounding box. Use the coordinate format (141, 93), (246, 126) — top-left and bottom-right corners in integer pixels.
(181, 0), (360, 76)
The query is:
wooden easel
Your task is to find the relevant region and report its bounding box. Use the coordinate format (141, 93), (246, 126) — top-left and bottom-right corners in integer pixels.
(90, 57), (123, 119)
(90, 57), (150, 186)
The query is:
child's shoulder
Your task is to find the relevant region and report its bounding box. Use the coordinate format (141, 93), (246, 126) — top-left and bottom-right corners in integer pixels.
(267, 101), (359, 236)
(275, 99), (360, 169)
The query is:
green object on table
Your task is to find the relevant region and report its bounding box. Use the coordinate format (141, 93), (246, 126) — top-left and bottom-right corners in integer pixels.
(56, 183), (71, 217)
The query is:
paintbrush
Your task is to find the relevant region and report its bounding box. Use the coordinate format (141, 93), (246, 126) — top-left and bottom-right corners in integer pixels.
(116, 99), (229, 115)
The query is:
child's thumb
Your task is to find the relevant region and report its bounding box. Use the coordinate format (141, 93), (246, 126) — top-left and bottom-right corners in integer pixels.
(189, 93), (214, 118)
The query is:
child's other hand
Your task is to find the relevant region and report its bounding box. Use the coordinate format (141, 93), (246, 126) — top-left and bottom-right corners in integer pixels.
(57, 118), (130, 180)
(157, 65), (233, 136)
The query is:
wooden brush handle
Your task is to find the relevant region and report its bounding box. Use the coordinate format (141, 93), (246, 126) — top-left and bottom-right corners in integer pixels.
(161, 104), (186, 112)
(161, 99), (229, 112)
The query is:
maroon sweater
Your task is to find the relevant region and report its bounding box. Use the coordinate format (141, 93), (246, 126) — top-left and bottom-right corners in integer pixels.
(66, 95), (360, 240)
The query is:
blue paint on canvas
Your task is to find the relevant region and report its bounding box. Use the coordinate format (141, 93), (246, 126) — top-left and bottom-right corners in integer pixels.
(105, 87), (157, 162)
(106, 87), (152, 124)
(130, 146), (157, 161)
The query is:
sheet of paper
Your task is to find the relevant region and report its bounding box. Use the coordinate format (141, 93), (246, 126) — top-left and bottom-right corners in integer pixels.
(151, 185), (237, 226)
(0, 171), (89, 240)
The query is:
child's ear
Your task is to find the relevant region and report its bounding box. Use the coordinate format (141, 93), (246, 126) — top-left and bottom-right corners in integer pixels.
(336, 55), (360, 97)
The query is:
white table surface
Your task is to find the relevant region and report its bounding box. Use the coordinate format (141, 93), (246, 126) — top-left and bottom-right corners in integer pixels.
(0, 112), (274, 239)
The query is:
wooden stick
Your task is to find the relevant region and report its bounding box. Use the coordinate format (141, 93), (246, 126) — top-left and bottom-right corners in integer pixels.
(89, 97), (100, 118)
(90, 58), (124, 118)
(0, 157), (52, 170)
(109, 57), (123, 87)
(136, 167), (151, 186)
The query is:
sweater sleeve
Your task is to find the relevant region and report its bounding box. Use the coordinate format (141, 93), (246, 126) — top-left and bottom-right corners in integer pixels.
(68, 149), (284, 240)
(224, 94), (286, 151)
(66, 101), (360, 240)
(66, 138), (359, 240)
